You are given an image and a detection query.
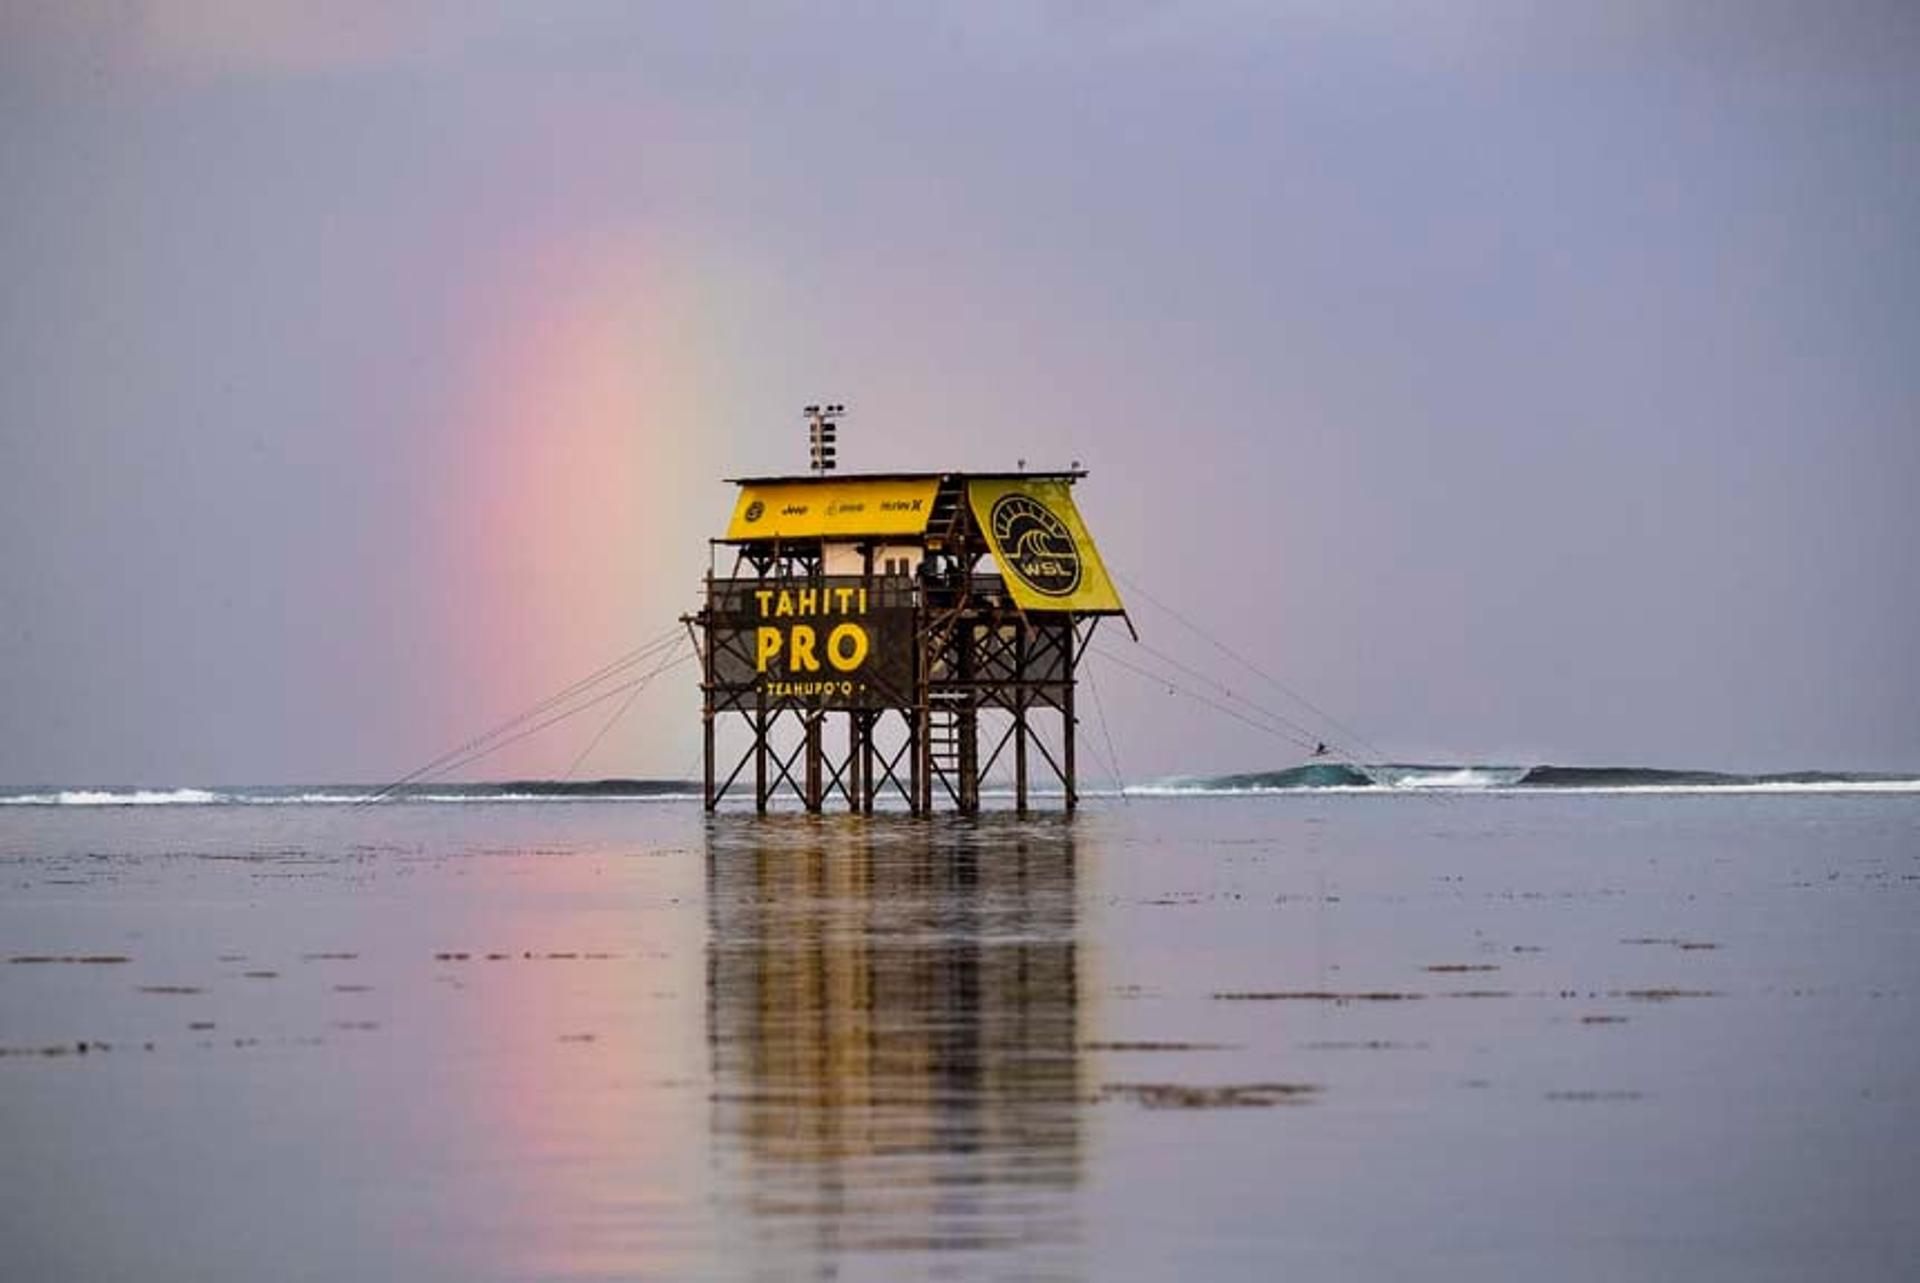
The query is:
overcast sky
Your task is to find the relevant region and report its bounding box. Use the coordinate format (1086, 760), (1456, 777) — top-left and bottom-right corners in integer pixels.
(3, 2), (1916, 785)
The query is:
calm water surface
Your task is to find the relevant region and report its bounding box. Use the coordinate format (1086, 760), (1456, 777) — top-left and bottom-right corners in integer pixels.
(2, 795), (1916, 1280)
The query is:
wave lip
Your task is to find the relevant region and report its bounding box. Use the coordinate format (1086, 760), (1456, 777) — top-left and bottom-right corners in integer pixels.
(1359, 764), (1530, 790)
(7, 769), (1916, 805)
(1131, 763), (1374, 794)
(1138, 763), (1920, 796)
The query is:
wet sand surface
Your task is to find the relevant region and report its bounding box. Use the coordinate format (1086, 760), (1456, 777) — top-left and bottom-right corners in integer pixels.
(2, 794), (1916, 1280)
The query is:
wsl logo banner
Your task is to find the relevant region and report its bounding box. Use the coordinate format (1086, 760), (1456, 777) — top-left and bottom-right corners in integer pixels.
(989, 493), (1082, 597)
(967, 478), (1125, 614)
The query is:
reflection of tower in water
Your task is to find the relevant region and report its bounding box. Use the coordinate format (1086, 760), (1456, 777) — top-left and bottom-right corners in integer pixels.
(705, 816), (1083, 1264)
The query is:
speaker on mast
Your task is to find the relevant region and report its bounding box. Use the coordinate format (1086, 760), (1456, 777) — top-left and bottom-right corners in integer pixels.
(805, 403), (845, 474)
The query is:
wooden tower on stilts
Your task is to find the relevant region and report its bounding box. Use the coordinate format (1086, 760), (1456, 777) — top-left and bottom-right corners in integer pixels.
(690, 409), (1129, 815)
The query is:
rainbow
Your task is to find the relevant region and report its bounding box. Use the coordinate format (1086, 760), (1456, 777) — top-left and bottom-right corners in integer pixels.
(416, 227), (727, 779)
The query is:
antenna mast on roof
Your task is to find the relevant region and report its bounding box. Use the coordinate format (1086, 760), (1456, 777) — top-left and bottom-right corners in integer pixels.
(804, 403), (845, 474)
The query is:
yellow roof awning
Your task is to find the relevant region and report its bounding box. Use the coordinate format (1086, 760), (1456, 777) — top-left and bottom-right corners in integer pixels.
(725, 477), (941, 542)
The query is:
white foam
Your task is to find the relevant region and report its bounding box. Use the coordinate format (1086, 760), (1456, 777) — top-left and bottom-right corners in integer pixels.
(1507, 779), (1920, 796)
(228, 791), (703, 805)
(7, 779), (1915, 807)
(0, 788), (707, 807)
(1124, 778), (1920, 798)
(368, 792), (703, 805)
(1128, 783), (1401, 797)
(1362, 766), (1531, 790)
(0, 788), (226, 806)
(258, 793), (374, 805)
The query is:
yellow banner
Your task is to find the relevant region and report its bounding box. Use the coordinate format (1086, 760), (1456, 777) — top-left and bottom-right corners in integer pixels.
(726, 478), (940, 541)
(967, 478), (1125, 613)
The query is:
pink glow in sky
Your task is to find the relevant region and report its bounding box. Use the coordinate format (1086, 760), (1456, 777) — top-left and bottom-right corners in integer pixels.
(3, 3), (1916, 783)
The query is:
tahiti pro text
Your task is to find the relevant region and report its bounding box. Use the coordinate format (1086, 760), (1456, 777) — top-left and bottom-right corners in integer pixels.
(753, 586), (872, 674)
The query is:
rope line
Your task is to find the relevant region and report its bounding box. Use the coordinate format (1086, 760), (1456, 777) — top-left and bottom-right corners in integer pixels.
(415, 645), (696, 786)
(1114, 569), (1387, 762)
(1091, 643), (1322, 754)
(1129, 636), (1346, 759)
(360, 626), (686, 803)
(562, 676), (650, 782)
(1082, 648), (1129, 802)
(1069, 726), (1127, 800)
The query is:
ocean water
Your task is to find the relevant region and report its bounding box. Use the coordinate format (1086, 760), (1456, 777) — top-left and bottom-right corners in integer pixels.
(2, 788), (1916, 1281)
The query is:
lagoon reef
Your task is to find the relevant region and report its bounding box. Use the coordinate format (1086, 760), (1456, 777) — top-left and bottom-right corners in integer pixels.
(2, 789), (1917, 1281)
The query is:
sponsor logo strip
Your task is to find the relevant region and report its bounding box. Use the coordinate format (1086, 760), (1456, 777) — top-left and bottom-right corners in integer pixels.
(726, 479), (939, 540)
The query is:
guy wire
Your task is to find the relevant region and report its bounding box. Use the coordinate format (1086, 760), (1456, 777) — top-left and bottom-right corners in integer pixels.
(361, 625), (686, 803)
(1082, 647), (1130, 802)
(1114, 568), (1387, 762)
(417, 644), (695, 785)
(1091, 643), (1322, 754)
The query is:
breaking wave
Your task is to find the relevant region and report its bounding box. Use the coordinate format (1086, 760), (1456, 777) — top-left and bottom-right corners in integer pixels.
(0, 780), (701, 807)
(1135, 764), (1920, 796)
(0, 788), (227, 807)
(6, 768), (1916, 806)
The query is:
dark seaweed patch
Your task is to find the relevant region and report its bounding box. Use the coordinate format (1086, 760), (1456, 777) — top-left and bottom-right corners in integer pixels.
(1214, 991), (1423, 1002)
(1546, 1090), (1645, 1103)
(1100, 1081), (1321, 1109)
(1622, 938), (1720, 951)
(0, 1042), (107, 1059)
